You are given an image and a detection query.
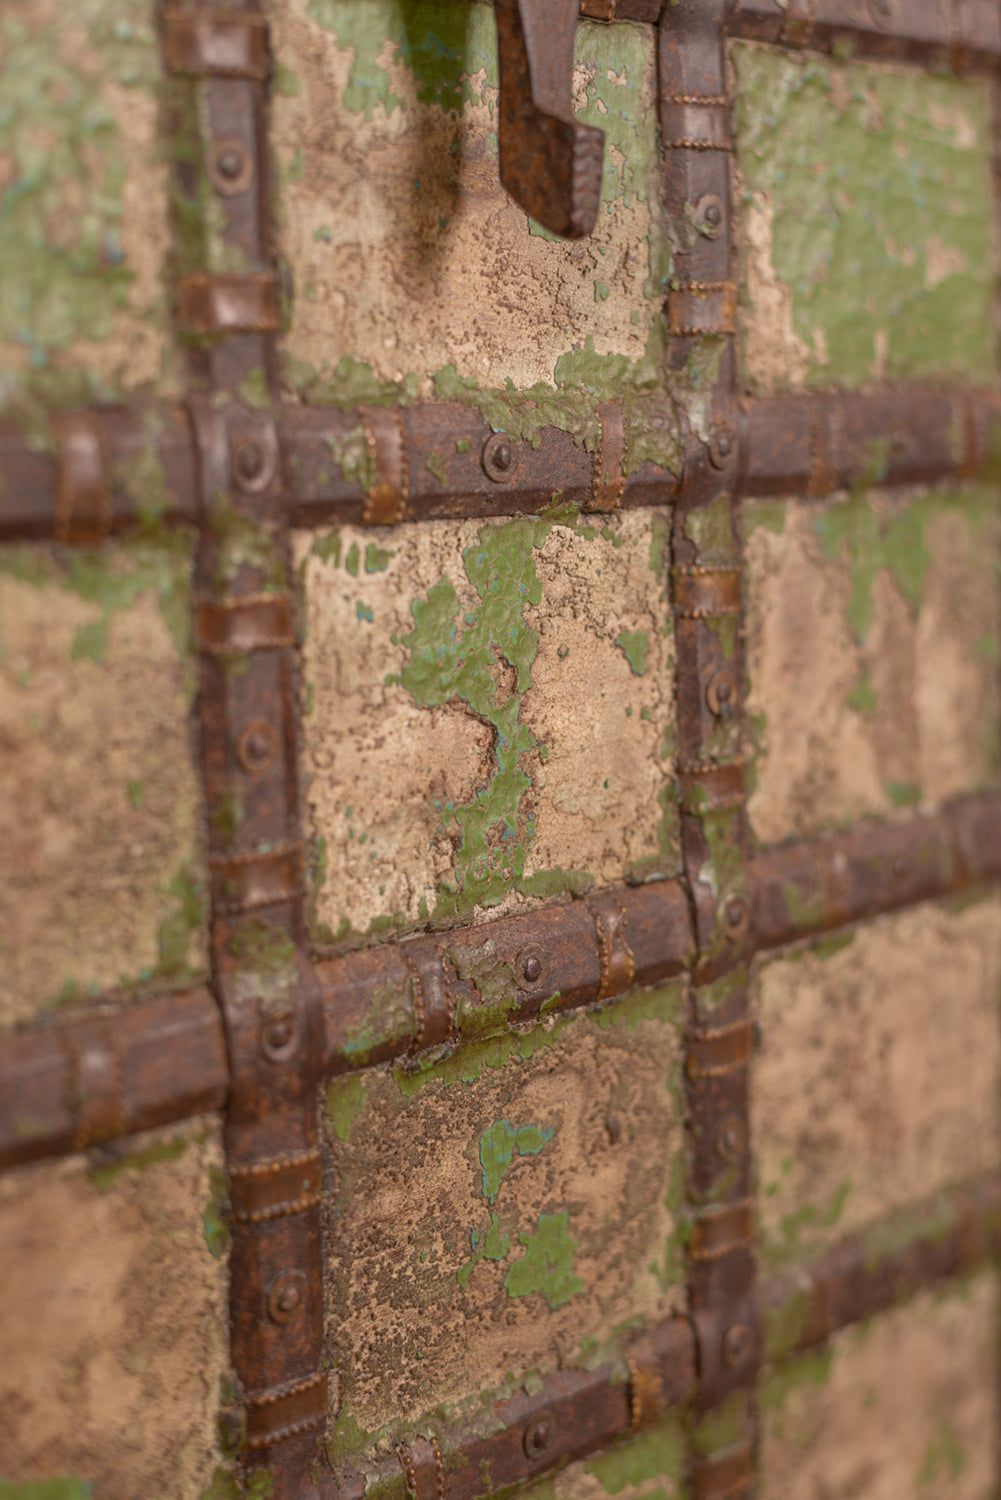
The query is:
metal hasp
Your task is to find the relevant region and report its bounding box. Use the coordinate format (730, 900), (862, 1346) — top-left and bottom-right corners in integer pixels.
(495, 0), (604, 237)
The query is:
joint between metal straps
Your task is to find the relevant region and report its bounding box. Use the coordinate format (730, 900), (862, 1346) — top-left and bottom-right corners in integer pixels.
(244, 1370), (328, 1450)
(589, 901), (637, 1000)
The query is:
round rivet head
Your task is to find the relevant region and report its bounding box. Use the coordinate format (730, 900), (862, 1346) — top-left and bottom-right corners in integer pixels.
(706, 670), (736, 718)
(524, 1418), (552, 1459)
(722, 895), (749, 941)
(260, 1001), (299, 1062)
(722, 1322), (753, 1369)
(210, 138), (253, 195)
(483, 433), (519, 483)
(517, 944), (546, 992)
(267, 1269), (307, 1325)
(693, 194), (724, 240)
(714, 1113), (747, 1164)
(237, 720), (279, 776)
(237, 441), (264, 480)
(709, 428), (735, 470)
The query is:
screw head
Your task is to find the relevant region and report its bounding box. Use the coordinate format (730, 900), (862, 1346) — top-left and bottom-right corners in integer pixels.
(722, 894), (749, 940)
(260, 1001), (299, 1062)
(714, 1112), (747, 1164)
(722, 1322), (753, 1369)
(238, 720), (278, 776)
(236, 441), (264, 480)
(708, 427), (736, 470)
(516, 945), (546, 992)
(483, 432), (519, 483)
(706, 669), (736, 718)
(210, 138), (253, 195)
(693, 194), (724, 240)
(267, 1269), (307, 1324)
(524, 1418), (552, 1459)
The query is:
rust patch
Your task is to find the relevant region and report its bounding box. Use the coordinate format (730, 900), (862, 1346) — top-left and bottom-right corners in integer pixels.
(0, 544), (207, 1023)
(743, 489), (1001, 843)
(761, 1273), (1000, 1500)
(296, 509), (676, 945)
(271, 1), (660, 394)
(754, 897), (1001, 1267)
(0, 1118), (229, 1496)
(323, 987), (686, 1441)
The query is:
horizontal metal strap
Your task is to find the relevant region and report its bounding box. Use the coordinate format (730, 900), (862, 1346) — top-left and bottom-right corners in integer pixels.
(668, 282), (737, 337)
(177, 273), (281, 335)
(245, 1370), (328, 1449)
(679, 759), (747, 813)
(53, 413), (112, 547)
(162, 10), (269, 79)
(210, 843), (302, 914)
(589, 401), (627, 512)
(689, 1200), (754, 1262)
(229, 1146), (323, 1225)
(672, 564), (742, 618)
(196, 594), (293, 654)
(692, 1444), (753, 1500)
(61, 1017), (125, 1152)
(359, 405), (408, 525)
(686, 1021), (752, 1079)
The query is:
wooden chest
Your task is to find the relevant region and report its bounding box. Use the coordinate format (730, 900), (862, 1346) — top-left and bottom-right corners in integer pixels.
(1, 2), (1000, 1496)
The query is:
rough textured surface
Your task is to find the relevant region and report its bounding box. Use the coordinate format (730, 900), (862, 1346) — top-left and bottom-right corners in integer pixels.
(743, 486), (1001, 844)
(271, 0), (668, 423)
(0, 1118), (230, 1498)
(0, 540), (207, 1024)
(296, 508), (677, 945)
(521, 1416), (687, 1500)
(754, 896), (1001, 1269)
(0, 0), (180, 432)
(762, 1273), (1001, 1499)
(323, 984), (686, 1445)
(731, 42), (998, 392)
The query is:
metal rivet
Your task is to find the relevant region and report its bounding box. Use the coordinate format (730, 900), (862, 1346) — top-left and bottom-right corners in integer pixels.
(483, 433), (519, 483)
(517, 944), (546, 991)
(693, 193), (724, 240)
(722, 895), (749, 941)
(237, 720), (279, 776)
(236, 441), (265, 481)
(523, 1418), (552, 1458)
(267, 1269), (307, 1324)
(722, 1323), (753, 1369)
(708, 427), (735, 470)
(706, 670), (736, 718)
(260, 1000), (299, 1062)
(714, 1113), (746, 1164)
(210, 138), (253, 196)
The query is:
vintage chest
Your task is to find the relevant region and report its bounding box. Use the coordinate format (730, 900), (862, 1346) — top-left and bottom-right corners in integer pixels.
(1, 1), (1000, 1497)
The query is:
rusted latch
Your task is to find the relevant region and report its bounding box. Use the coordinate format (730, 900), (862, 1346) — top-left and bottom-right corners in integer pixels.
(495, 0), (604, 238)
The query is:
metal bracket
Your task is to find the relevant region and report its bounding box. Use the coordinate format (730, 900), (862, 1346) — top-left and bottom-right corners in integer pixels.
(495, 0), (604, 237)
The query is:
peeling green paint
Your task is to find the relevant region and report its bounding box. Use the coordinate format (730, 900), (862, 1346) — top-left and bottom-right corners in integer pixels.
(394, 1014), (571, 1096)
(615, 629), (649, 676)
(87, 1131), (188, 1193)
(204, 1164), (230, 1261)
(589, 981), (685, 1033)
(504, 1210), (583, 1309)
(759, 1177), (852, 1269)
(0, 1484), (92, 1500)
(326, 1074), (368, 1142)
(479, 1119), (555, 1203)
(585, 1417), (686, 1492)
(761, 1347), (834, 1429)
(391, 513), (595, 917)
(0, 0), (176, 428)
(156, 859), (207, 983)
(456, 1210), (512, 1290)
(917, 1416), (966, 1489)
(688, 1391), (747, 1458)
(198, 1468), (275, 1500)
(732, 43), (998, 388)
(813, 483), (998, 643)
